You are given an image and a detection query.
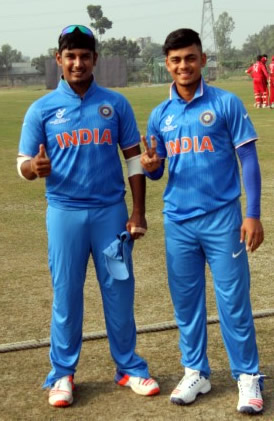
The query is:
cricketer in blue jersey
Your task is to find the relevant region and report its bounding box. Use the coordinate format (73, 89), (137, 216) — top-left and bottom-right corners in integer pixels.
(141, 29), (264, 415)
(17, 25), (159, 407)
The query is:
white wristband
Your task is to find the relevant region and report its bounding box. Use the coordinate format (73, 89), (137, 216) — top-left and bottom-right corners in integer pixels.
(17, 155), (31, 180)
(125, 154), (144, 178)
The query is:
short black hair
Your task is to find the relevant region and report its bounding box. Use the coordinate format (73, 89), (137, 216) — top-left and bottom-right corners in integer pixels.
(257, 55), (262, 61)
(163, 28), (202, 56)
(58, 27), (96, 53)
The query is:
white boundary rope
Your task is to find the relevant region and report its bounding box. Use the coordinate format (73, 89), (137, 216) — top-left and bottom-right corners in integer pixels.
(1, 309), (274, 353)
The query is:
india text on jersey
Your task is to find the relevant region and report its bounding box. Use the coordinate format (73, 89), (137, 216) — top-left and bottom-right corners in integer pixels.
(56, 128), (112, 149)
(165, 136), (215, 157)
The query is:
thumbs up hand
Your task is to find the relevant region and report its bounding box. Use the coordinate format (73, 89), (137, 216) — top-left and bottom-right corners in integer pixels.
(38, 144), (46, 158)
(30, 144), (51, 178)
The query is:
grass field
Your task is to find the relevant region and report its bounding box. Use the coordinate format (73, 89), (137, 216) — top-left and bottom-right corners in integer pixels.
(0, 80), (273, 420)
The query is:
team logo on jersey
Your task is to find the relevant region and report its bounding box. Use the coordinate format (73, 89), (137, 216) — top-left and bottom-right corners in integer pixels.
(49, 108), (70, 125)
(166, 115), (174, 126)
(99, 104), (114, 119)
(56, 108), (66, 119)
(161, 114), (178, 132)
(199, 110), (216, 127)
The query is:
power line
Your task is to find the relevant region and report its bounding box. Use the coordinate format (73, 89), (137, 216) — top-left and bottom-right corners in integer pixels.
(0, 9), (199, 34)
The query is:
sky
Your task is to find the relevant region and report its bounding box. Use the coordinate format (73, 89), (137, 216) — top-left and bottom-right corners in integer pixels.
(0, 0), (273, 60)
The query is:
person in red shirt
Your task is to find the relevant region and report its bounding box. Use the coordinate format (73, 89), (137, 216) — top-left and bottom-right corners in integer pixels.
(268, 56), (274, 108)
(261, 55), (269, 107)
(245, 55), (269, 108)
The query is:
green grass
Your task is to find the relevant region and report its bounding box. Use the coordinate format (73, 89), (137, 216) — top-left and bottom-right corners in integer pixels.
(0, 81), (273, 420)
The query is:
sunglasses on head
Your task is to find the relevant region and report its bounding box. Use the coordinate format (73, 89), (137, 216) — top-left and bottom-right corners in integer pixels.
(60, 25), (94, 38)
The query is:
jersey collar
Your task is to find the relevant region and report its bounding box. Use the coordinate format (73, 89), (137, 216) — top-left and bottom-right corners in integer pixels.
(169, 77), (206, 102)
(58, 76), (98, 98)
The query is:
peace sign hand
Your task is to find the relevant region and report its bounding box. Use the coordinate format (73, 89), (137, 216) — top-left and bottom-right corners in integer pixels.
(140, 135), (161, 172)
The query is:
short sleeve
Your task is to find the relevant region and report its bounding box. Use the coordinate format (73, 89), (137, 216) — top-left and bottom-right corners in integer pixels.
(117, 95), (140, 150)
(18, 102), (46, 156)
(224, 94), (258, 148)
(146, 107), (167, 158)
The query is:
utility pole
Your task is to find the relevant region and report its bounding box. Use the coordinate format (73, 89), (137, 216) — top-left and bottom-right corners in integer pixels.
(200, 0), (217, 80)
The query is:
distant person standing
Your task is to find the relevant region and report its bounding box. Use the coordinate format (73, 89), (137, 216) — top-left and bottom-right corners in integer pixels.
(245, 55), (269, 108)
(261, 55), (269, 107)
(261, 54), (268, 70)
(268, 56), (274, 108)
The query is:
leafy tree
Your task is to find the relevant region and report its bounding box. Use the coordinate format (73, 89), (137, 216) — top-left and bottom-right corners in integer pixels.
(242, 34), (261, 61)
(126, 40), (141, 61)
(31, 55), (46, 74)
(87, 5), (112, 41)
(31, 49), (57, 75)
(0, 44), (23, 73)
(214, 12), (235, 64)
(101, 37), (127, 56)
(100, 37), (140, 60)
(242, 25), (274, 60)
(141, 42), (164, 64)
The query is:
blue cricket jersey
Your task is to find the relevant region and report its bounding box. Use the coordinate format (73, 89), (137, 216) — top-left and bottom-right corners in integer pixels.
(19, 79), (140, 208)
(147, 78), (258, 221)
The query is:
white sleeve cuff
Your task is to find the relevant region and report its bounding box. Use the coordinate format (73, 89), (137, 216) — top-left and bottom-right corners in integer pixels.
(17, 155), (31, 179)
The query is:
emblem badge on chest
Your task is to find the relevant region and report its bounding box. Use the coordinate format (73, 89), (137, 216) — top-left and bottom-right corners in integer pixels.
(99, 104), (114, 119)
(199, 110), (216, 127)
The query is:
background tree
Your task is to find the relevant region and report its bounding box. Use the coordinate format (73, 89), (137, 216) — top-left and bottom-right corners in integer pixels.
(242, 25), (274, 61)
(214, 12), (235, 65)
(0, 44), (23, 74)
(87, 5), (112, 42)
(140, 42), (165, 83)
(100, 37), (140, 60)
(126, 40), (141, 61)
(31, 49), (57, 75)
(242, 34), (261, 62)
(100, 37), (127, 56)
(141, 42), (164, 65)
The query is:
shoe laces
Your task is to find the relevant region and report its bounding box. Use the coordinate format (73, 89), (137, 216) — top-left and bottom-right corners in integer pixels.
(238, 374), (263, 397)
(180, 370), (202, 389)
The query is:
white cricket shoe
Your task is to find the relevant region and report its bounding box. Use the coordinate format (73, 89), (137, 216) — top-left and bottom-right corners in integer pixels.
(170, 367), (211, 405)
(115, 372), (160, 396)
(48, 375), (74, 407)
(237, 373), (263, 414)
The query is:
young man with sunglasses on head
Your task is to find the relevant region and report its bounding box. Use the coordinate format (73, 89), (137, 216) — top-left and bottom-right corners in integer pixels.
(141, 28), (264, 415)
(17, 25), (159, 407)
